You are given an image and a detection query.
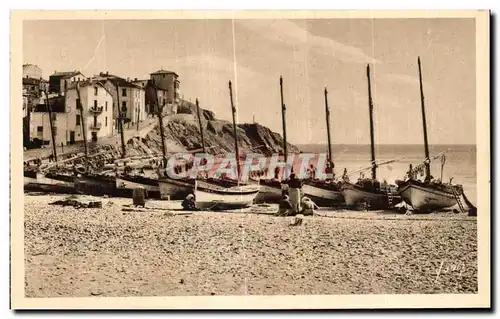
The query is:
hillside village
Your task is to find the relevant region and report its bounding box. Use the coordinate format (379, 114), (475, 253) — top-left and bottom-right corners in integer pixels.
(22, 64), (298, 164)
(22, 63), (180, 149)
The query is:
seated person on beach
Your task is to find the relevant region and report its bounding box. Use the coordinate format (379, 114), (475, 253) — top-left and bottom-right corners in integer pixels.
(181, 194), (196, 211)
(301, 197), (318, 216)
(275, 195), (293, 216)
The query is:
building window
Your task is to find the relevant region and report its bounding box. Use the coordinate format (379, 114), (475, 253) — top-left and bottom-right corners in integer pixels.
(105, 117), (108, 127)
(122, 88), (126, 97)
(50, 113), (57, 122)
(52, 127), (57, 136)
(94, 87), (98, 95)
(162, 74), (165, 78)
(122, 101), (126, 111)
(94, 100), (97, 108)
(76, 98), (81, 109)
(105, 101), (108, 112)
(37, 126), (43, 133)
(76, 114), (81, 125)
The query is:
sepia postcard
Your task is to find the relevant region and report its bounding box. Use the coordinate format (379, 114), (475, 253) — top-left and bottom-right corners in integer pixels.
(10, 10), (490, 309)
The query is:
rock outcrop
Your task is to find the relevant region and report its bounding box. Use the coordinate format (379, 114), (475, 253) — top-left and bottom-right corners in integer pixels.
(134, 113), (298, 157)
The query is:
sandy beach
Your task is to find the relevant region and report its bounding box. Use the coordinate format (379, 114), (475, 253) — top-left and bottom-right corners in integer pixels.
(24, 193), (477, 297)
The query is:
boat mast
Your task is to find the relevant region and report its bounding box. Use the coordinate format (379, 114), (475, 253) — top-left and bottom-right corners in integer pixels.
(324, 87), (333, 173)
(75, 83), (89, 167)
(279, 76), (288, 162)
(136, 105), (140, 131)
(153, 80), (167, 167)
(228, 80), (241, 181)
(366, 64), (377, 180)
(43, 89), (58, 162)
(114, 81), (126, 158)
(195, 98), (206, 153)
(417, 56), (431, 180)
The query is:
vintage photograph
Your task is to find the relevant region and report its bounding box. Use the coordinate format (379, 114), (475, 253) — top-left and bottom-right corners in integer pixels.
(11, 10), (490, 309)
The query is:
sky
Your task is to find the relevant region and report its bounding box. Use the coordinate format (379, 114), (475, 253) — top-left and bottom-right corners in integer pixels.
(23, 18), (476, 145)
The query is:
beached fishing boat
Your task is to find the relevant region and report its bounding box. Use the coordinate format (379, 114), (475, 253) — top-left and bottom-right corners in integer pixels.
(303, 179), (344, 203)
(397, 179), (461, 211)
(33, 171), (76, 194)
(192, 81), (260, 210)
(252, 76), (291, 203)
(253, 178), (283, 203)
(115, 174), (161, 198)
(74, 172), (117, 196)
(341, 64), (400, 210)
(396, 57), (472, 213)
(157, 176), (194, 200)
(194, 179), (260, 210)
(303, 88), (344, 206)
(341, 179), (397, 209)
(24, 169), (38, 187)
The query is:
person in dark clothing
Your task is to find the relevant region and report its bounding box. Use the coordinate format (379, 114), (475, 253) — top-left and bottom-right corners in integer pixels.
(181, 194), (196, 211)
(287, 173), (302, 189)
(287, 174), (302, 213)
(275, 195), (293, 216)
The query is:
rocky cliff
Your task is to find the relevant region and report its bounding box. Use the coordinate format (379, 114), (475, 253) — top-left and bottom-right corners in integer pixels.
(130, 101), (298, 157)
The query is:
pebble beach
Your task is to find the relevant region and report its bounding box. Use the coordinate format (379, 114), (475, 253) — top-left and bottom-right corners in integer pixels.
(24, 193), (478, 297)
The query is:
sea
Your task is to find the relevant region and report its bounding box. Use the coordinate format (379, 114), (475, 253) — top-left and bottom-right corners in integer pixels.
(297, 144), (477, 205)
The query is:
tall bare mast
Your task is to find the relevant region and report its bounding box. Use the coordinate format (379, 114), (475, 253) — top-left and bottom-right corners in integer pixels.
(114, 82), (126, 158)
(195, 98), (206, 153)
(324, 87), (333, 173)
(279, 76), (288, 162)
(417, 56), (431, 180)
(136, 107), (140, 131)
(228, 81), (241, 180)
(366, 64), (377, 180)
(75, 84), (89, 166)
(43, 89), (58, 162)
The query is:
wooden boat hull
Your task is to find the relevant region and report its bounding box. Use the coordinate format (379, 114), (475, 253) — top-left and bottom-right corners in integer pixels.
(253, 180), (283, 204)
(24, 171), (38, 186)
(341, 183), (389, 210)
(195, 181), (260, 210)
(26, 172), (76, 194)
(116, 175), (161, 199)
(75, 174), (117, 196)
(398, 180), (457, 212)
(158, 178), (194, 200)
(302, 181), (344, 205)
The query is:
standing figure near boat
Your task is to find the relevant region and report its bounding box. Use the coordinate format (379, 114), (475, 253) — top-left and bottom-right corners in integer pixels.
(287, 173), (302, 214)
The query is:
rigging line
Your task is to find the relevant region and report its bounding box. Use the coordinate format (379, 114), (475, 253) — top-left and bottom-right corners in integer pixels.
(369, 13), (378, 146)
(81, 22), (106, 72)
(231, 13), (239, 125)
